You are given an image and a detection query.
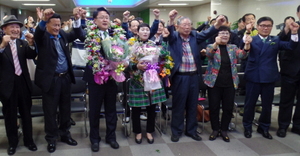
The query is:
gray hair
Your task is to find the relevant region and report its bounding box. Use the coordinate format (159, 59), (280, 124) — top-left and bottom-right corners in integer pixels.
(177, 17), (192, 25)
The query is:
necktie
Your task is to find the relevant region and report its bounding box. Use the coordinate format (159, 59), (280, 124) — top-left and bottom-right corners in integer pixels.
(9, 41), (22, 76)
(262, 38), (266, 43)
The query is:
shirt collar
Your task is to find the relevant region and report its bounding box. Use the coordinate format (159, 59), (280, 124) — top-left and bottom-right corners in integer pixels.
(258, 35), (268, 40)
(49, 33), (61, 39)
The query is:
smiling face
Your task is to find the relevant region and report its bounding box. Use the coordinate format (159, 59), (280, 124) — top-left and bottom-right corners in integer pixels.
(129, 20), (140, 35)
(156, 22), (164, 35)
(177, 18), (192, 38)
(257, 20), (273, 37)
(46, 18), (61, 37)
(94, 11), (110, 31)
(218, 30), (230, 44)
(2, 23), (21, 39)
(137, 26), (150, 41)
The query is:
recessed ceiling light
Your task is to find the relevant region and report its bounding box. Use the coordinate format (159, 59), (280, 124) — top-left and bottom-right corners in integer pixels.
(22, 3), (56, 6)
(158, 3), (188, 6)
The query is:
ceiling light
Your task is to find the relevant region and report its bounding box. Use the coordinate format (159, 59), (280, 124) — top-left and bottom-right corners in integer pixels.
(158, 3), (188, 6)
(22, 3), (56, 6)
(170, 0), (202, 1)
(13, 0), (49, 1)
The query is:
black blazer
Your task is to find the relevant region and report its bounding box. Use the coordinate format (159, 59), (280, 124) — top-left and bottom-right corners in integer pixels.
(0, 39), (36, 100)
(34, 25), (84, 92)
(278, 25), (300, 77)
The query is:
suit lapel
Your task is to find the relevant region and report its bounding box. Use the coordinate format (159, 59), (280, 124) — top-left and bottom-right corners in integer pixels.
(253, 36), (264, 55)
(261, 36), (272, 55)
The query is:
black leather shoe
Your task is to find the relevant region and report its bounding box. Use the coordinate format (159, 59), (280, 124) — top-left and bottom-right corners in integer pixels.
(91, 143), (99, 152)
(47, 144), (56, 153)
(106, 140), (119, 149)
(220, 131), (230, 142)
(276, 129), (286, 138)
(135, 135), (142, 144)
(257, 127), (272, 139)
(185, 133), (202, 141)
(7, 146), (16, 155)
(291, 128), (300, 135)
(70, 118), (76, 126)
(171, 135), (180, 142)
(209, 130), (219, 141)
(25, 143), (37, 151)
(61, 137), (78, 146)
(244, 130), (252, 138)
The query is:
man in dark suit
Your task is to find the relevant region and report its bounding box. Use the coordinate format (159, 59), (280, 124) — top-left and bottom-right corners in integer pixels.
(34, 7), (84, 153)
(242, 16), (299, 139)
(167, 9), (225, 142)
(81, 7), (120, 152)
(277, 5), (300, 138)
(0, 15), (37, 155)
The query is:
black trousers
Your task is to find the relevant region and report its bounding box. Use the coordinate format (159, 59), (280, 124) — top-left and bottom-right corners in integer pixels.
(42, 74), (71, 144)
(207, 86), (235, 131)
(132, 104), (156, 134)
(278, 75), (300, 130)
(2, 75), (34, 147)
(88, 79), (118, 144)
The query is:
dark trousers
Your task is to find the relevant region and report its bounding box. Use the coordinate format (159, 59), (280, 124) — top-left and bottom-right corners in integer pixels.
(88, 79), (118, 144)
(2, 75), (34, 147)
(207, 86), (235, 131)
(278, 75), (300, 130)
(132, 104), (156, 134)
(171, 74), (199, 136)
(42, 74), (71, 144)
(243, 81), (274, 132)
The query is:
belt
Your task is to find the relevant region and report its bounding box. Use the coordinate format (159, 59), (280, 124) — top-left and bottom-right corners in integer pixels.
(54, 71), (68, 77)
(176, 71), (197, 75)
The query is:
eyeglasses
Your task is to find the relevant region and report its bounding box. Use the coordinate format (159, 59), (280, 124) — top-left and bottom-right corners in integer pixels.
(180, 23), (192, 27)
(96, 16), (110, 20)
(259, 25), (273, 28)
(218, 32), (230, 36)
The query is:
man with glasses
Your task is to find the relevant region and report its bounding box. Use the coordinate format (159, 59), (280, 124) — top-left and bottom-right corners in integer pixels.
(242, 16), (299, 140)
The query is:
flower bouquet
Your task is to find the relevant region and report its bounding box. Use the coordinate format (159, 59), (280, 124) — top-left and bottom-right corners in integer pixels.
(157, 42), (174, 87)
(101, 23), (129, 82)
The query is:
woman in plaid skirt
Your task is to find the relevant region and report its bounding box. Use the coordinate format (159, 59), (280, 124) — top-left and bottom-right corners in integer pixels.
(127, 23), (171, 144)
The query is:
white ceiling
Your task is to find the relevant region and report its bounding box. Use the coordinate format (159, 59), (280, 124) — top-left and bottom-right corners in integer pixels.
(0, 0), (211, 13)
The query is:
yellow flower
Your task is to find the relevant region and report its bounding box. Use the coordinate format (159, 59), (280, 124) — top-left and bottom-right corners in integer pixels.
(169, 62), (174, 68)
(93, 64), (98, 68)
(168, 56), (173, 61)
(166, 69), (171, 75)
(96, 37), (101, 43)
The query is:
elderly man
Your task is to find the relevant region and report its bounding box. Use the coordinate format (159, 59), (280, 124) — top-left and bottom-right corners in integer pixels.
(167, 9), (225, 142)
(34, 7), (85, 153)
(0, 15), (37, 155)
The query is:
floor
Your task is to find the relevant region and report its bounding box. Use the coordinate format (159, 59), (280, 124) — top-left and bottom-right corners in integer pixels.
(0, 105), (300, 156)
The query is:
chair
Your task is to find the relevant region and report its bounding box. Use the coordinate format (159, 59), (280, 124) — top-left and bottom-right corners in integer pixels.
(197, 80), (209, 134)
(70, 71), (88, 137)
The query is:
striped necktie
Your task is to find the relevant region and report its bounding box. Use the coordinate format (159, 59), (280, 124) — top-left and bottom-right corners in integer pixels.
(9, 41), (22, 76)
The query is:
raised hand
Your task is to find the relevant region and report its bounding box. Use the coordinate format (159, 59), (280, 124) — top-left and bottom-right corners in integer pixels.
(73, 7), (84, 20)
(42, 8), (55, 22)
(153, 9), (160, 20)
(25, 33), (34, 46)
(290, 22), (299, 34)
(128, 15), (135, 21)
(215, 36), (222, 45)
(169, 9), (178, 25)
(214, 15), (226, 29)
(123, 10), (130, 22)
(162, 28), (170, 38)
(36, 7), (43, 22)
(244, 35), (253, 45)
(0, 35), (12, 48)
(246, 23), (253, 33)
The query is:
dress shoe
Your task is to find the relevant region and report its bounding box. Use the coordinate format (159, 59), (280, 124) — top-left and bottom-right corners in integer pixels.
(209, 130), (219, 141)
(276, 129), (286, 138)
(61, 137), (78, 146)
(244, 130), (252, 138)
(291, 128), (300, 135)
(185, 133), (202, 141)
(7, 146), (16, 155)
(91, 143), (99, 152)
(171, 135), (180, 142)
(220, 131), (230, 142)
(257, 127), (272, 139)
(146, 134), (154, 144)
(106, 140), (119, 149)
(70, 118), (76, 126)
(25, 143), (37, 151)
(47, 143), (56, 153)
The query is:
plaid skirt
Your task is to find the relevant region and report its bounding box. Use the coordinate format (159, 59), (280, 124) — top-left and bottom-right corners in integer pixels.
(128, 80), (166, 107)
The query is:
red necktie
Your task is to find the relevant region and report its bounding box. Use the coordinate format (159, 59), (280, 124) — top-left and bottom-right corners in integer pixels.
(9, 41), (22, 76)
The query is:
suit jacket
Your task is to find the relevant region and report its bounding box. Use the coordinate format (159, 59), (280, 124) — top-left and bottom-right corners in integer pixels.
(34, 24), (83, 92)
(0, 39), (36, 100)
(204, 44), (248, 89)
(278, 25), (300, 77)
(243, 35), (298, 83)
(167, 25), (218, 79)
